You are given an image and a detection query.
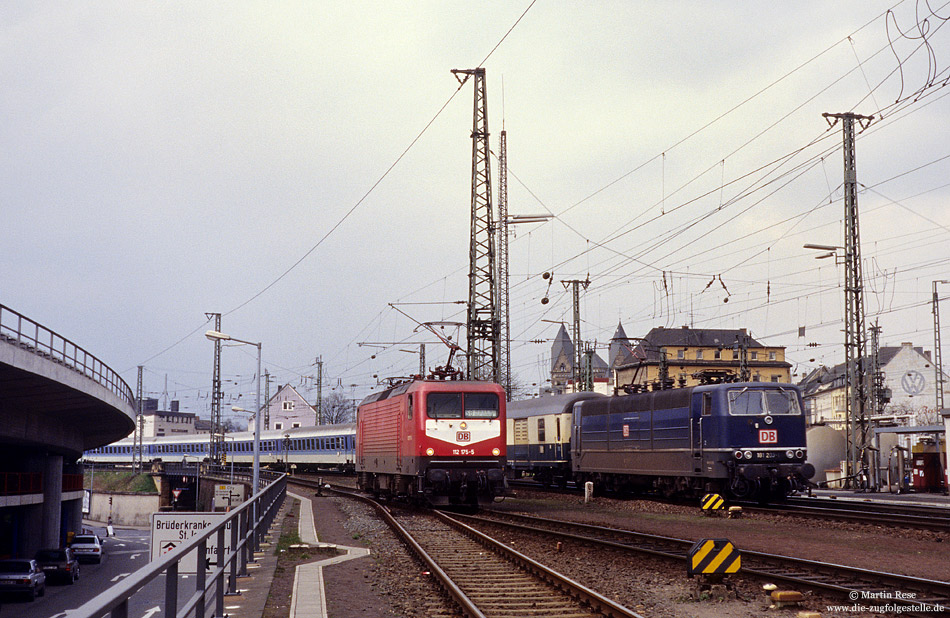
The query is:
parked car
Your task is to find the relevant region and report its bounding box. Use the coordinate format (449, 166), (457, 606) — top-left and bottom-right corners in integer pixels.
(0, 558), (46, 600)
(34, 548), (80, 584)
(69, 534), (103, 564)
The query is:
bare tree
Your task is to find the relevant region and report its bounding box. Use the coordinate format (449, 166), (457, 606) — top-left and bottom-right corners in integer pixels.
(321, 391), (356, 424)
(221, 418), (244, 433)
(508, 374), (538, 400)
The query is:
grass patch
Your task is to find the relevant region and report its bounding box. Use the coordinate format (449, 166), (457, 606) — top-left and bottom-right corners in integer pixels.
(86, 470), (158, 494)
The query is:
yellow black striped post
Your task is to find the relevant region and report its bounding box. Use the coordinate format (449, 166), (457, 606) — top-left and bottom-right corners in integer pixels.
(700, 493), (724, 515)
(687, 538), (741, 577)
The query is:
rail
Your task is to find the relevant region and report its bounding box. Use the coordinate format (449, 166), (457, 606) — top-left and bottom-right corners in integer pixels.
(0, 303), (134, 406)
(67, 473), (287, 618)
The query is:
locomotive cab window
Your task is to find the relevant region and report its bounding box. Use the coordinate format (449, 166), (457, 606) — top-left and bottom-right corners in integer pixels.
(427, 393), (462, 418)
(464, 392), (499, 418)
(728, 388), (801, 416)
(426, 392), (499, 419)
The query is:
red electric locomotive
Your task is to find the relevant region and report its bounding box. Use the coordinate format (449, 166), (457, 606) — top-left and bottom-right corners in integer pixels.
(356, 379), (507, 506)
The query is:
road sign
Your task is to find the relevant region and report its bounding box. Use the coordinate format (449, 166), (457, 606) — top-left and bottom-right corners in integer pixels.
(172, 489), (182, 500)
(150, 512), (231, 573)
(213, 484), (245, 510)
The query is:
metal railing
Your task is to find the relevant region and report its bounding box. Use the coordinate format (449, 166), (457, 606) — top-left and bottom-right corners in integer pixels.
(0, 303), (134, 406)
(0, 471), (42, 495)
(68, 473), (286, 618)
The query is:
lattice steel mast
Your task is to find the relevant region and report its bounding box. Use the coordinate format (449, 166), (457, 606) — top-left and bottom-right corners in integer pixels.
(497, 129), (512, 397)
(135, 365), (143, 473)
(934, 281), (949, 413)
(206, 311), (224, 464)
(824, 112), (873, 483)
(453, 67), (499, 382)
(562, 278), (590, 391)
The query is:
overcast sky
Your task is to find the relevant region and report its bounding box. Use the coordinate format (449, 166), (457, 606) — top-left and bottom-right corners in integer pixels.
(3, 1), (950, 422)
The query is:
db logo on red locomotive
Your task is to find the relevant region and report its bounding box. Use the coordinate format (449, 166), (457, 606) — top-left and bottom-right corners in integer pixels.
(456, 431), (471, 442)
(758, 429), (778, 444)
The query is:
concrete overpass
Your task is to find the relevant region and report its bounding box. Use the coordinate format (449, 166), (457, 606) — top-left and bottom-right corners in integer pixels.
(0, 303), (135, 558)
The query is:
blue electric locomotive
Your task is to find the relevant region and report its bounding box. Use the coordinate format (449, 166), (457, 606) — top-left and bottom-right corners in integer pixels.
(572, 382), (814, 501)
(507, 382), (815, 502)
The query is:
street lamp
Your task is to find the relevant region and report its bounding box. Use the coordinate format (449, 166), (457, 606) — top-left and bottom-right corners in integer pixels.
(207, 330), (262, 496)
(803, 243), (843, 261)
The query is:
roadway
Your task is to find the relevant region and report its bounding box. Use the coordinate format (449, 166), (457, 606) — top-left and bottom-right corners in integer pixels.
(3, 525), (228, 618)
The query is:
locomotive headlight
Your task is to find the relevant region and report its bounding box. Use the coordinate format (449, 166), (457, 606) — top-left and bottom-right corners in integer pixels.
(460, 422), (467, 429)
(795, 449), (804, 459)
(735, 450), (744, 460)
(786, 450), (795, 459)
(492, 448), (500, 456)
(743, 450), (753, 460)
(425, 448), (435, 456)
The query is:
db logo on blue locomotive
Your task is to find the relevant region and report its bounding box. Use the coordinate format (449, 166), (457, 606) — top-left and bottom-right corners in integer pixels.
(457, 431), (471, 442)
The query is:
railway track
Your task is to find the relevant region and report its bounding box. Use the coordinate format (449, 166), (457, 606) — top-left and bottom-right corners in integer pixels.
(289, 478), (643, 617)
(471, 509), (950, 616)
(741, 496), (950, 531)
(509, 478), (950, 531)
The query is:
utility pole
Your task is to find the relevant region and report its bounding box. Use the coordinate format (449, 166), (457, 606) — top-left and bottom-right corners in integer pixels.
(735, 334), (750, 382)
(315, 358), (323, 425)
(582, 342), (595, 392)
(419, 344), (426, 378)
(824, 112), (873, 484)
(206, 312), (224, 464)
(934, 281), (949, 412)
(135, 366), (143, 473)
(497, 128), (512, 398)
(870, 322), (887, 416)
(264, 369), (272, 430)
(562, 278), (591, 391)
(452, 67), (499, 383)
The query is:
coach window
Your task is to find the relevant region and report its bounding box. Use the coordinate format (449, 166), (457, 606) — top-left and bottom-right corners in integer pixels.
(463, 392), (499, 419)
(537, 418), (546, 442)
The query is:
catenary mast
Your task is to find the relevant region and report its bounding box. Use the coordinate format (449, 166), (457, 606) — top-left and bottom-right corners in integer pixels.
(453, 67), (499, 383)
(823, 112), (873, 484)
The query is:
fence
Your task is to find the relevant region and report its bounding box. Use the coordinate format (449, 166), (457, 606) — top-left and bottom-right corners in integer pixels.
(0, 303), (134, 406)
(67, 471), (286, 618)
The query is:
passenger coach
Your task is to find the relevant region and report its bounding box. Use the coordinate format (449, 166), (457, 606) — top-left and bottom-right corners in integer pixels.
(507, 392), (604, 487)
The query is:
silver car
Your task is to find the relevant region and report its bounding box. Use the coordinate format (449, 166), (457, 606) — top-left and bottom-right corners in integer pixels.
(70, 534), (104, 564)
(0, 558), (46, 600)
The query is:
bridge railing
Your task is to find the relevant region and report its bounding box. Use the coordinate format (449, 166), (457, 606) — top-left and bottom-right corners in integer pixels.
(68, 473), (286, 618)
(0, 303), (134, 406)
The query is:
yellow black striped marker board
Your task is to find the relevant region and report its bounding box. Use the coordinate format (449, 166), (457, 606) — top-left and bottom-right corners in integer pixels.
(700, 493), (724, 511)
(687, 538), (740, 576)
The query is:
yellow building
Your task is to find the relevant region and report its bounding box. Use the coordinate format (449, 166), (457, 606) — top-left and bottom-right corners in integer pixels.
(613, 326), (791, 392)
